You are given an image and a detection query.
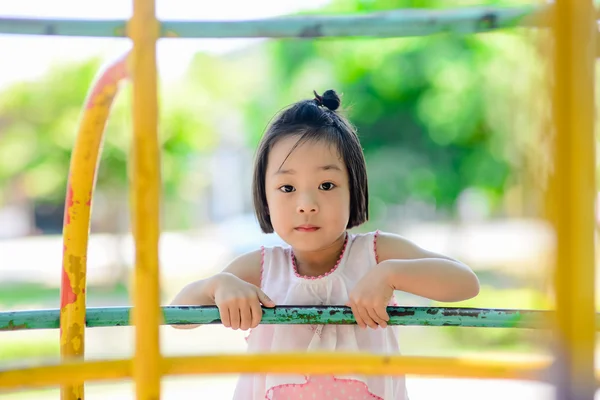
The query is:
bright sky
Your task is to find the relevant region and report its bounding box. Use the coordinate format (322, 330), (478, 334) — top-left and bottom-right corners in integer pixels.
(0, 0), (330, 87)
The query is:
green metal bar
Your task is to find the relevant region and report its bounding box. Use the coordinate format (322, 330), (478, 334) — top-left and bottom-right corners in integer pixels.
(0, 18), (127, 37)
(0, 5), (546, 39)
(0, 306), (577, 331)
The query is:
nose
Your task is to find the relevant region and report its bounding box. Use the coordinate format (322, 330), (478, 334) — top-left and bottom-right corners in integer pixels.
(296, 193), (319, 214)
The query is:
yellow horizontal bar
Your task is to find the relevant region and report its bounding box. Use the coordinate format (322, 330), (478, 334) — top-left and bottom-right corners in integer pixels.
(0, 359), (130, 390)
(0, 354), (547, 391)
(164, 354), (546, 381)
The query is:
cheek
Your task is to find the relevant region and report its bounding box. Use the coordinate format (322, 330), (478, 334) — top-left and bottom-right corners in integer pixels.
(326, 190), (350, 218)
(265, 193), (288, 221)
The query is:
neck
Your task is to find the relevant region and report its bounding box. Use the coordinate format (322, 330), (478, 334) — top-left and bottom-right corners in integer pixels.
(292, 232), (347, 277)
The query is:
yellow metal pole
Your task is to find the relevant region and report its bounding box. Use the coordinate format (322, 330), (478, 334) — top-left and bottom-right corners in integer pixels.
(0, 354), (551, 390)
(127, 0), (162, 398)
(59, 53), (129, 400)
(551, 0), (596, 399)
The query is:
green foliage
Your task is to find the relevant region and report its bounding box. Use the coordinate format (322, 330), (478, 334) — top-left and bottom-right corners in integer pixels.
(0, 55), (228, 207)
(0, 336), (58, 363)
(238, 0), (545, 218)
(0, 0), (547, 225)
(0, 60), (99, 202)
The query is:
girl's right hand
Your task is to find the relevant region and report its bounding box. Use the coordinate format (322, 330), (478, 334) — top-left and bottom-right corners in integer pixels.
(212, 272), (275, 331)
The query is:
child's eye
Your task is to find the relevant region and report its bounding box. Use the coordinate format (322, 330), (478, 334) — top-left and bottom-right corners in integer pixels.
(319, 182), (336, 191)
(279, 185), (295, 193)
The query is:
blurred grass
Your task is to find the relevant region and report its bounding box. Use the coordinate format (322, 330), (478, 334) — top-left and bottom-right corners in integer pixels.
(0, 281), (131, 309)
(0, 336), (58, 362)
(0, 283), (61, 308)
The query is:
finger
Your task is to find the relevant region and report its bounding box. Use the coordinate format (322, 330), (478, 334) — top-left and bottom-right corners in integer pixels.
(229, 306), (241, 330)
(256, 289), (275, 307)
(250, 299), (263, 329)
(240, 302), (252, 331)
(347, 302), (366, 329)
(374, 305), (390, 327)
(219, 305), (231, 328)
(366, 307), (386, 328)
(357, 306), (378, 329)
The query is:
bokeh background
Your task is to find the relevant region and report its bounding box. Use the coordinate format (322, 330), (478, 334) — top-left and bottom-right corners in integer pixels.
(0, 0), (597, 398)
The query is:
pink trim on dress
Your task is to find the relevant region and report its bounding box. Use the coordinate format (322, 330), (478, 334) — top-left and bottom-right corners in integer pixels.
(373, 229), (381, 264)
(389, 293), (399, 307)
(260, 245), (266, 287)
(290, 233), (348, 279)
(373, 230), (399, 307)
(266, 375), (384, 400)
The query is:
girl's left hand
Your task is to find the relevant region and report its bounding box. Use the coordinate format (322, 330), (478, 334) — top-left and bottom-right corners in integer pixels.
(346, 263), (394, 329)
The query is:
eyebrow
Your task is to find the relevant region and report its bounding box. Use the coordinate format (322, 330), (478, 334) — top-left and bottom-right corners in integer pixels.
(276, 164), (343, 175)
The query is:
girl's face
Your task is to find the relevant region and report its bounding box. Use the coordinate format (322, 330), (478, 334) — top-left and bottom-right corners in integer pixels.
(265, 135), (350, 252)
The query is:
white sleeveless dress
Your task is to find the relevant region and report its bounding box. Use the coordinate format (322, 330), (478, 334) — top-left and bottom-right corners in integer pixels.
(232, 231), (408, 399)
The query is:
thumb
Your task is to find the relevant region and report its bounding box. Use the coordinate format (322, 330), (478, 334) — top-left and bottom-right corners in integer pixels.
(256, 289), (275, 307)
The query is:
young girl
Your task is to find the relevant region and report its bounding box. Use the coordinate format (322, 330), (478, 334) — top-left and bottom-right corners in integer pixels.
(171, 89), (480, 400)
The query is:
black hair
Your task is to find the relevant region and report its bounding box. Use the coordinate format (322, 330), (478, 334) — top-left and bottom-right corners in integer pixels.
(252, 89), (369, 234)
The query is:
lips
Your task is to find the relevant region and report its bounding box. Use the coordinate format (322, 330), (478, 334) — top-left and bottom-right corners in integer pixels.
(294, 225), (320, 232)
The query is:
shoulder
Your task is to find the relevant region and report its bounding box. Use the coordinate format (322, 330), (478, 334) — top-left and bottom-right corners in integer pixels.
(222, 248), (264, 287)
(374, 230), (457, 264)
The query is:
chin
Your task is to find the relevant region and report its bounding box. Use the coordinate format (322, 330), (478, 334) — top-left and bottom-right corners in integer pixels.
(286, 231), (340, 252)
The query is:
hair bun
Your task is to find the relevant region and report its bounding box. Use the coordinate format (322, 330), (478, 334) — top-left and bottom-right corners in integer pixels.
(313, 89), (341, 111)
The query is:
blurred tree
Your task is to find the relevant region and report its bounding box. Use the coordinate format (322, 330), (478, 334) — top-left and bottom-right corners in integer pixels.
(0, 0), (552, 233)
(0, 56), (228, 224)
(240, 0), (548, 223)
(0, 55), (230, 284)
(0, 60), (100, 204)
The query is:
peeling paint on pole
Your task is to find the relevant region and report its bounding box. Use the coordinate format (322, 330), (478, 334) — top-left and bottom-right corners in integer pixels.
(1, 306), (588, 331)
(59, 52), (129, 400)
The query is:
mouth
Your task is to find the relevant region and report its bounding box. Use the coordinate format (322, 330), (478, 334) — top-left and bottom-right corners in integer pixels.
(294, 225), (320, 232)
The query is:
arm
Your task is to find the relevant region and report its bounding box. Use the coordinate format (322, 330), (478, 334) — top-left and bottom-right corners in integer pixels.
(375, 231), (480, 302)
(169, 249), (263, 329)
(348, 231), (480, 329)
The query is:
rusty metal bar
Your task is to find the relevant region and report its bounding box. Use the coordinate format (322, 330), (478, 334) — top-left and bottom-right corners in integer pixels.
(59, 53), (129, 400)
(0, 306), (573, 331)
(550, 0), (597, 399)
(127, 0), (162, 399)
(0, 5), (546, 38)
